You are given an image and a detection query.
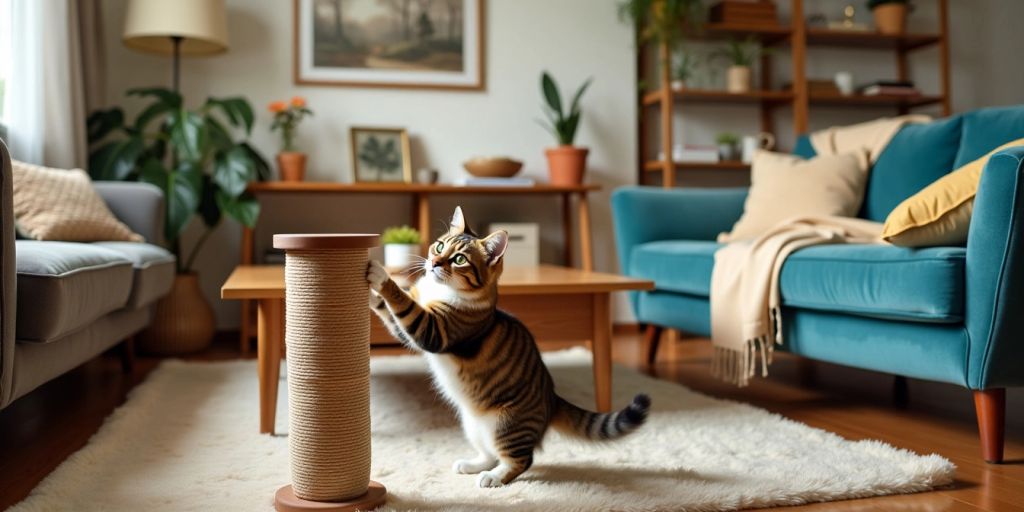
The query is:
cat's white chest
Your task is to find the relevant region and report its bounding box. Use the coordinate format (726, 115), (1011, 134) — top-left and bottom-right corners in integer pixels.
(424, 353), (472, 411)
(415, 274), (459, 305)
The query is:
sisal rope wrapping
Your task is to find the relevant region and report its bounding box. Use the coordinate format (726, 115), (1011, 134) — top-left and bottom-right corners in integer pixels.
(285, 249), (372, 501)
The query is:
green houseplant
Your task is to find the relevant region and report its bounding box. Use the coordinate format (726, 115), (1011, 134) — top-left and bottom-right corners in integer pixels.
(712, 36), (762, 93)
(381, 225), (422, 268)
(87, 87), (269, 354)
(867, 0), (910, 34)
(539, 71), (592, 186)
(715, 132), (740, 161)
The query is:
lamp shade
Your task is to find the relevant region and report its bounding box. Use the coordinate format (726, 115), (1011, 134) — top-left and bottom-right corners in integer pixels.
(123, 0), (228, 56)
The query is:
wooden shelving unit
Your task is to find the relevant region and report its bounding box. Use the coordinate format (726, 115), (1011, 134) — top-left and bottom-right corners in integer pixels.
(637, 0), (952, 187)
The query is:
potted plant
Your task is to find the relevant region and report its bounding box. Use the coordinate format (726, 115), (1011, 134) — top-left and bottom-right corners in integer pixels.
(867, 0), (910, 35)
(671, 49), (700, 90)
(381, 226), (422, 268)
(620, 0), (705, 92)
(713, 37), (761, 93)
(715, 132), (740, 161)
(269, 96), (313, 181)
(87, 87), (269, 354)
(539, 71), (592, 186)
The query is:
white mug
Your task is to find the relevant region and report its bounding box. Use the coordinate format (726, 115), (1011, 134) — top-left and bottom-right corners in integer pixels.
(741, 133), (776, 163)
(835, 71), (855, 96)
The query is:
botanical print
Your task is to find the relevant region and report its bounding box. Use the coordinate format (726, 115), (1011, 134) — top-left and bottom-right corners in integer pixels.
(295, 0), (483, 89)
(351, 128), (411, 182)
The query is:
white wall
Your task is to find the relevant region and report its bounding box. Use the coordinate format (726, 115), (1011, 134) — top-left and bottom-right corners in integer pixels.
(100, 0), (637, 328)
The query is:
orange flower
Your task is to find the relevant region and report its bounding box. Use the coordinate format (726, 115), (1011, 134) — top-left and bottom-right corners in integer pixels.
(268, 101), (287, 113)
(290, 96), (306, 108)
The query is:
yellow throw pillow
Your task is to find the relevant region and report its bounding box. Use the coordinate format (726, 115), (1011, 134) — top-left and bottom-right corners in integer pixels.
(12, 160), (144, 242)
(882, 138), (1024, 247)
(719, 149), (870, 242)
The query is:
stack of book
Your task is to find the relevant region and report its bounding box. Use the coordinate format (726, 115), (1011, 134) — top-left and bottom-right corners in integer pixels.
(709, 1), (779, 26)
(658, 144), (720, 164)
(858, 80), (921, 97)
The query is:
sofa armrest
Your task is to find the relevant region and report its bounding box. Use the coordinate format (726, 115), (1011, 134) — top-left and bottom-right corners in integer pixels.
(611, 186), (747, 275)
(93, 181), (165, 244)
(965, 146), (1024, 389)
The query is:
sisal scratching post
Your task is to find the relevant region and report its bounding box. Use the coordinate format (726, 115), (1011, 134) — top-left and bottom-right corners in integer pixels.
(273, 234), (386, 512)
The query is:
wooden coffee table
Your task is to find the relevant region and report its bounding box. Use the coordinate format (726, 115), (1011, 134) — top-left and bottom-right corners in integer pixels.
(221, 264), (653, 434)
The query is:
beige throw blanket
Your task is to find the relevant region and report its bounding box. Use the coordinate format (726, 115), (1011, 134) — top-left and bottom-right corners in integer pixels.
(710, 116), (927, 386)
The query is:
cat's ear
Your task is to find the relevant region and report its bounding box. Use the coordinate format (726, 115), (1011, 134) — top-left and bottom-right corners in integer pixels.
(482, 230), (508, 266)
(449, 206), (466, 234)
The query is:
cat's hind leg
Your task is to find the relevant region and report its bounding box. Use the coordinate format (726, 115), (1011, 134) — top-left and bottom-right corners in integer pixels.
(476, 421), (540, 487)
(454, 413), (498, 475)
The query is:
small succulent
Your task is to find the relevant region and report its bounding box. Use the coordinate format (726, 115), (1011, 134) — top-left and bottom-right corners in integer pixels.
(381, 225), (422, 245)
(716, 132), (740, 145)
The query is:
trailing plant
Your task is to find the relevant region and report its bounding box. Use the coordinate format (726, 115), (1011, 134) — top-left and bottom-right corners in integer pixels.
(867, 0), (909, 9)
(712, 36), (763, 67)
(381, 225), (422, 245)
(618, 0), (706, 47)
(538, 71), (592, 146)
(715, 132), (739, 145)
(269, 96), (313, 152)
(87, 87), (270, 273)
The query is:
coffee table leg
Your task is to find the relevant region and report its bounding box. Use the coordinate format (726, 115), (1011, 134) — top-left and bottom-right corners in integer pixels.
(257, 298), (284, 434)
(592, 293), (612, 412)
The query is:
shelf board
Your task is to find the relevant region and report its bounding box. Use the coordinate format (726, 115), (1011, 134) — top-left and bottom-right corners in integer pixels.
(804, 28), (941, 51)
(644, 160), (751, 172)
(642, 88), (794, 107)
(695, 22), (793, 45)
(809, 92), (945, 108)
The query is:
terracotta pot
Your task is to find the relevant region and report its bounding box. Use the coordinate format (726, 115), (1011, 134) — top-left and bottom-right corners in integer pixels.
(545, 146), (589, 186)
(139, 273), (215, 355)
(726, 66), (752, 93)
(873, 4), (907, 35)
(277, 152), (307, 181)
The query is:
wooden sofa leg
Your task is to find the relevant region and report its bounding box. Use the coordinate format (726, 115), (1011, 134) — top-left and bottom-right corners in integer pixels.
(973, 388), (1006, 464)
(643, 325), (663, 367)
(120, 337), (136, 375)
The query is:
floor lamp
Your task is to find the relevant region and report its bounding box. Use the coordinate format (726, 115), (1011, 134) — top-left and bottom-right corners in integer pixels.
(122, 0), (229, 92)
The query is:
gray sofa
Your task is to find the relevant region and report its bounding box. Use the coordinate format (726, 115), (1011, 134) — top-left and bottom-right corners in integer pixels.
(0, 140), (176, 409)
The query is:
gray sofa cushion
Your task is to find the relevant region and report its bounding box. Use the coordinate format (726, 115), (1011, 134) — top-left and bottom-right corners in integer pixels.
(15, 241), (133, 342)
(93, 242), (175, 309)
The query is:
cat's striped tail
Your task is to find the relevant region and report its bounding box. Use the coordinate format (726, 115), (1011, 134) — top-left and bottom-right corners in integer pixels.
(552, 394), (651, 440)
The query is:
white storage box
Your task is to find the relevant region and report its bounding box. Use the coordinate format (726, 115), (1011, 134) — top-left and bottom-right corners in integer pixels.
(489, 223), (539, 267)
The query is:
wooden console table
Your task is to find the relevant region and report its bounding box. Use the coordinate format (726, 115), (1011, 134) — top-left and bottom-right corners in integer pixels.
(238, 182), (601, 354)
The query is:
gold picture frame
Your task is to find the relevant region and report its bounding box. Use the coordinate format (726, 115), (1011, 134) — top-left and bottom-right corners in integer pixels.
(293, 0), (486, 91)
(349, 127), (413, 183)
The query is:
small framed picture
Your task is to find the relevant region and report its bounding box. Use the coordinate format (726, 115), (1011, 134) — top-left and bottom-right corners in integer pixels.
(350, 127), (412, 183)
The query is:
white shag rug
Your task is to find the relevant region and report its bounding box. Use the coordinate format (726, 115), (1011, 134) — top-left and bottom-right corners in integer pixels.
(12, 348), (954, 512)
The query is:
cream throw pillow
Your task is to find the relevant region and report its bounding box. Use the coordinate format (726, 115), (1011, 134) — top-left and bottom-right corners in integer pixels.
(12, 160), (144, 242)
(882, 138), (1024, 247)
(719, 150), (870, 242)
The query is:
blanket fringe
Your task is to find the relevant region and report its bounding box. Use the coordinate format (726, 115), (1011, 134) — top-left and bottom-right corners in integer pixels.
(712, 306), (782, 387)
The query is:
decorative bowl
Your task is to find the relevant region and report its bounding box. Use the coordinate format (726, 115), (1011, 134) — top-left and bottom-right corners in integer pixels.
(463, 157), (523, 178)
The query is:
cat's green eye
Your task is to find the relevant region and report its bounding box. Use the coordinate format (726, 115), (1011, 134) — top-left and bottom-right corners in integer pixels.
(452, 254), (468, 265)
(433, 241), (444, 254)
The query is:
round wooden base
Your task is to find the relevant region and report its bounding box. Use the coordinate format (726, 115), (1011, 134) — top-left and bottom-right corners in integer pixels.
(274, 482), (387, 512)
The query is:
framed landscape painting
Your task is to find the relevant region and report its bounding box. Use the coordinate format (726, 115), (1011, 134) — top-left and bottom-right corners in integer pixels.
(294, 0), (485, 90)
(350, 127), (413, 183)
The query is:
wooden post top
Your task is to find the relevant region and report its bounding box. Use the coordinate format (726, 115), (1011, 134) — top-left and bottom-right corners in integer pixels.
(273, 234), (380, 250)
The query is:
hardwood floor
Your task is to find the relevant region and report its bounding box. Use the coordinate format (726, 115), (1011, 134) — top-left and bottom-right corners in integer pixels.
(0, 331), (1020, 511)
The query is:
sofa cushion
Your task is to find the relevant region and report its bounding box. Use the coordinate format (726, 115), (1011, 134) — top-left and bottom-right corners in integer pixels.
(15, 241), (134, 342)
(861, 116), (962, 222)
(630, 240), (965, 323)
(93, 242), (176, 309)
(954, 105), (1024, 168)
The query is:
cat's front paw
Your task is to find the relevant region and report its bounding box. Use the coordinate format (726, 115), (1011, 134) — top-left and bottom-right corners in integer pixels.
(476, 470), (506, 488)
(366, 260), (388, 293)
(369, 290), (384, 310)
(453, 458), (497, 475)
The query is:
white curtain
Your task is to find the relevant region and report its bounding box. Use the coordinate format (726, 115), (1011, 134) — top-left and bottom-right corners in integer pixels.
(3, 0), (103, 168)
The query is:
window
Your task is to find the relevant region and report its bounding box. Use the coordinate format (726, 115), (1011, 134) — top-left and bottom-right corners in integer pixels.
(0, 0), (10, 133)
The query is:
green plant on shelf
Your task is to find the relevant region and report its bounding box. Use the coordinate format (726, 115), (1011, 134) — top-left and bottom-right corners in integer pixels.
(712, 36), (763, 67)
(672, 48), (701, 84)
(715, 132), (739, 145)
(381, 225), (422, 245)
(618, 0), (705, 47)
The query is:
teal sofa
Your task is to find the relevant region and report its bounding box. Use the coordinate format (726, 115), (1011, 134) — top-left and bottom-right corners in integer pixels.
(611, 105), (1024, 463)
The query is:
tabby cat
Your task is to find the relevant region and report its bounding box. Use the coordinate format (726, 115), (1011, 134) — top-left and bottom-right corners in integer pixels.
(366, 206), (651, 488)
